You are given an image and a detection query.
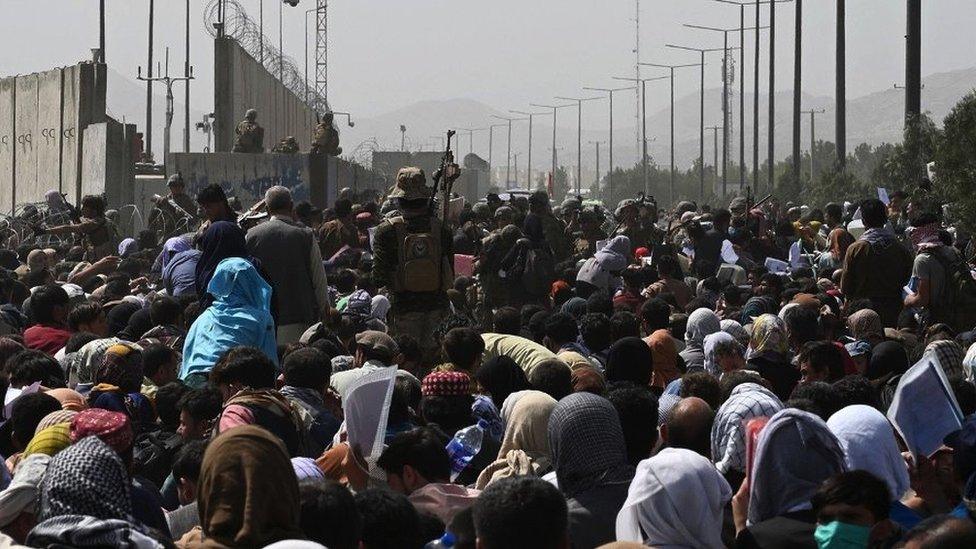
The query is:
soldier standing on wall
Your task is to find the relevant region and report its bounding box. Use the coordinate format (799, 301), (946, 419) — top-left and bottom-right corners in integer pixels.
(310, 112), (342, 156)
(372, 167), (454, 363)
(232, 109), (265, 153)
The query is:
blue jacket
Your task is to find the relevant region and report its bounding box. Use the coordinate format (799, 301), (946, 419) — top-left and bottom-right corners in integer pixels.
(181, 257), (278, 379)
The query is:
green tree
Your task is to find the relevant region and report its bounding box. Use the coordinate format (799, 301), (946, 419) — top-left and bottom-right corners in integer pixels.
(934, 91), (976, 233)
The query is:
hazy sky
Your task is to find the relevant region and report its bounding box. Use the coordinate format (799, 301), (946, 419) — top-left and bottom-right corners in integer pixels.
(1, 0), (974, 132)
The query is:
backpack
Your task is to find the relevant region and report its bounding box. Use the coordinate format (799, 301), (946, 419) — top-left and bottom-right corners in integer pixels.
(391, 217), (449, 293)
(132, 429), (183, 487)
(921, 248), (976, 332)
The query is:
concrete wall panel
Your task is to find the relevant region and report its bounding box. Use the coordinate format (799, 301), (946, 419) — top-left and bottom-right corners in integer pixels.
(214, 37), (322, 153)
(167, 152), (321, 208)
(0, 78), (15, 214)
(60, 65), (80, 202)
(36, 68), (63, 197)
(14, 74), (38, 209)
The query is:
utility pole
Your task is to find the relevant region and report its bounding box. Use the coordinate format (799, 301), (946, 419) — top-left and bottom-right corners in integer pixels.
(99, 0), (106, 63)
(768, 0), (776, 192)
(145, 0), (154, 161)
(583, 86), (635, 203)
(511, 110), (547, 188)
(612, 76), (669, 197)
(905, 0), (922, 178)
(139, 48), (193, 166)
(707, 125), (723, 192)
(530, 103), (575, 182)
(184, 0), (191, 152)
(555, 96), (601, 195)
(639, 63), (700, 204)
(634, 0), (642, 153)
(836, 0), (846, 168)
(792, 0), (802, 187)
(801, 109), (825, 181)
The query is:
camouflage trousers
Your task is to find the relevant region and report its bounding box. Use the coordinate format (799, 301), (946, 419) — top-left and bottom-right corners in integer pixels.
(390, 307), (451, 366)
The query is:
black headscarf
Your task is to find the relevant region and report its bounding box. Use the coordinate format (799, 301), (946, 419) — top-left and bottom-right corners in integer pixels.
(195, 221), (249, 299)
(606, 337), (654, 386)
(106, 301), (141, 338)
(475, 356), (530, 408)
(867, 341), (910, 380)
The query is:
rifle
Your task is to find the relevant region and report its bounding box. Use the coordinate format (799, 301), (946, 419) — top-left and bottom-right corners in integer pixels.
(431, 130), (461, 220)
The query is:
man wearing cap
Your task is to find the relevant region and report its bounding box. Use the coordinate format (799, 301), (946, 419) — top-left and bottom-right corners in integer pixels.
(329, 330), (418, 400)
(232, 109), (264, 153)
(373, 168), (454, 363)
(246, 186), (330, 344)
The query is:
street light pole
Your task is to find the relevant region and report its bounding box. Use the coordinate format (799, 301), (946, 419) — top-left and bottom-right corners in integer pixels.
(612, 76), (669, 197)
(664, 45), (730, 199)
(683, 25), (758, 197)
(488, 123), (507, 186)
(588, 141), (603, 188)
(555, 96), (601, 195)
(583, 86), (635, 203)
(707, 125), (723, 190)
(511, 110), (547, 188)
(492, 115), (527, 189)
(638, 63), (700, 204)
(530, 103), (575, 184)
(801, 109), (825, 181)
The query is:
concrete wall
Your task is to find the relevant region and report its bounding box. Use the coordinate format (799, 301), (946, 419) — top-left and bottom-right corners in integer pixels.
(0, 78), (14, 213)
(166, 152), (332, 209)
(214, 38), (319, 153)
(0, 61), (107, 213)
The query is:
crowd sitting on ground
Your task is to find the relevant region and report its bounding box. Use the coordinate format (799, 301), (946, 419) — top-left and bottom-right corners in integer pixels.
(1, 173), (976, 549)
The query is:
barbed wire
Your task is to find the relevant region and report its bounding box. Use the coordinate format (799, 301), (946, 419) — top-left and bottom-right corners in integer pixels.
(204, 0), (330, 115)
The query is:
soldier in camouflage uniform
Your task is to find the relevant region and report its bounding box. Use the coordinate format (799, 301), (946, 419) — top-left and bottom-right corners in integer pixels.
(232, 109), (265, 153)
(310, 112), (342, 156)
(272, 136), (300, 154)
(570, 207), (609, 261)
(372, 168), (453, 364)
(614, 199), (661, 253)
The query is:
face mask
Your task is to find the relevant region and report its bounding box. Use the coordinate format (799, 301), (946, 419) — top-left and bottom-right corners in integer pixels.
(814, 520), (870, 549)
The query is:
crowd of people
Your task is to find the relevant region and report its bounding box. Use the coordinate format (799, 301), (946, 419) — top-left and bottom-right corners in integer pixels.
(1, 166), (976, 549)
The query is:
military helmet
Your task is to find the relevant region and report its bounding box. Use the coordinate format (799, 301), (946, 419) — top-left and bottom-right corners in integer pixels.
(388, 167), (429, 200)
(615, 199), (638, 218)
(245, 109), (257, 121)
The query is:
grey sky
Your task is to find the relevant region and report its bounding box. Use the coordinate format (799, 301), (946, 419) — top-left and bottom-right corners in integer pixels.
(1, 0), (974, 138)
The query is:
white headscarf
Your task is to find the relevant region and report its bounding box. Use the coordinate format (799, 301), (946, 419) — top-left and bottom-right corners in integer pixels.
(703, 331), (739, 377)
(827, 405), (910, 501)
(616, 448), (731, 549)
(685, 308), (721, 350)
(748, 408), (847, 526)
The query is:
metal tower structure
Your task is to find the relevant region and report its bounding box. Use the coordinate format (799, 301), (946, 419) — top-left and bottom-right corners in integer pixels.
(315, 0), (328, 107)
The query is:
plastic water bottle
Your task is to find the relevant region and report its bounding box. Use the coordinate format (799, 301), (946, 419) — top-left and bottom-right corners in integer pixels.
(424, 532), (456, 549)
(446, 419), (487, 482)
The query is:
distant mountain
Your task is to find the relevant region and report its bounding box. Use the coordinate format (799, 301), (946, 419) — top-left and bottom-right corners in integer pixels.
(341, 66), (976, 178)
